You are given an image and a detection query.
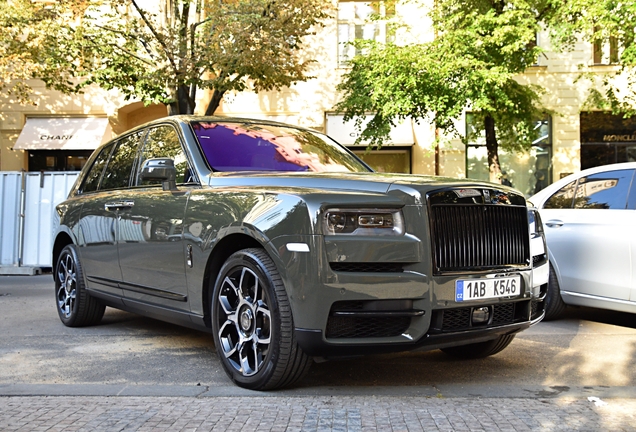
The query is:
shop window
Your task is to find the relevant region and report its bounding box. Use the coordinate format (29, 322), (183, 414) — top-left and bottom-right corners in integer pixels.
(352, 148), (411, 173)
(580, 112), (636, 170)
(28, 150), (93, 172)
(338, 1), (395, 66)
(465, 115), (552, 196)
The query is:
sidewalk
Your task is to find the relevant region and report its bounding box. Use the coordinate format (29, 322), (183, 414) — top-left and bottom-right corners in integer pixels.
(2, 394), (635, 431)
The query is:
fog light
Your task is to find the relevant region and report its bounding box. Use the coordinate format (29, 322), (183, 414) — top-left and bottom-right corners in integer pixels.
(472, 306), (490, 324)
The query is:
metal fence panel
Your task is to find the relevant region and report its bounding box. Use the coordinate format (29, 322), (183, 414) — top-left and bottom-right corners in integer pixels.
(22, 172), (79, 268)
(0, 172), (22, 267)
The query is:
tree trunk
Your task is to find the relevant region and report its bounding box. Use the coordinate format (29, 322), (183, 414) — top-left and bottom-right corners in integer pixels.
(484, 114), (501, 184)
(204, 88), (226, 116)
(168, 84), (195, 115)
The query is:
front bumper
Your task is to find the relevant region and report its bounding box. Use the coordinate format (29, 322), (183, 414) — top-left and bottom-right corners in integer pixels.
(296, 320), (532, 358)
(295, 297), (544, 358)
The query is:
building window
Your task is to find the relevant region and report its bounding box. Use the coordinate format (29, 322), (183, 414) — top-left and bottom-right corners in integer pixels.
(352, 147), (411, 173)
(580, 112), (636, 170)
(465, 115), (552, 196)
(593, 27), (621, 65)
(337, 1), (395, 66)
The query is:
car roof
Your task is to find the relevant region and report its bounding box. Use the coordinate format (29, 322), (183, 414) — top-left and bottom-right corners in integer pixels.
(529, 162), (636, 207)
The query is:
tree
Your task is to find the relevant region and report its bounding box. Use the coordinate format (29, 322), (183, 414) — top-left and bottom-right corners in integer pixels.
(548, 0), (636, 116)
(336, 0), (554, 183)
(0, 0), (84, 104)
(2, 0), (330, 115)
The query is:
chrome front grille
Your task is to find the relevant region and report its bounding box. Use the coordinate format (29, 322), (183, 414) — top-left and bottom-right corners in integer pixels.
(430, 204), (530, 273)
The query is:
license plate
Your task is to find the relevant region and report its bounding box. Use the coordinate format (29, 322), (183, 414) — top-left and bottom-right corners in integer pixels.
(455, 275), (520, 302)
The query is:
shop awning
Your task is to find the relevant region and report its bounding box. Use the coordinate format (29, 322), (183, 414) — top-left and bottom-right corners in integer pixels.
(13, 117), (112, 150)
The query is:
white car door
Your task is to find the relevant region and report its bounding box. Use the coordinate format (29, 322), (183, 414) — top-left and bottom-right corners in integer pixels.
(540, 169), (636, 302)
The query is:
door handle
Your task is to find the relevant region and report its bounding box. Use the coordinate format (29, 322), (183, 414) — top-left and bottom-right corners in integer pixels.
(545, 219), (564, 228)
(104, 201), (135, 211)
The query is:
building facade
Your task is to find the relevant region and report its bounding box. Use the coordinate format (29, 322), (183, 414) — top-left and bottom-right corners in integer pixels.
(1, 0), (634, 198)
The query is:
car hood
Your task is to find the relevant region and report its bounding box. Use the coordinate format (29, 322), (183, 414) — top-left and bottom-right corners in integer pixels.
(207, 171), (525, 205)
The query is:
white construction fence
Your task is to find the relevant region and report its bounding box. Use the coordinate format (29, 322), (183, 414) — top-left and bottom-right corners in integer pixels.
(0, 172), (79, 275)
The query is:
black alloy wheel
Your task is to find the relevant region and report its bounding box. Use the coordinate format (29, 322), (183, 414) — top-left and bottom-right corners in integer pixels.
(211, 248), (311, 390)
(55, 244), (105, 327)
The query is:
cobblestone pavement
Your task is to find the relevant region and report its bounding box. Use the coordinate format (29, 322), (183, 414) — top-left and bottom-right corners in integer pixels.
(1, 395), (635, 431)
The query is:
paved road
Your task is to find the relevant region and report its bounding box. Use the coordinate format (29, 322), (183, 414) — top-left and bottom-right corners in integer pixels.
(1, 275), (635, 430)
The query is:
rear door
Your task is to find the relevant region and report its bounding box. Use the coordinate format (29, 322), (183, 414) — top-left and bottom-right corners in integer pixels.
(540, 169), (636, 301)
(77, 135), (139, 297)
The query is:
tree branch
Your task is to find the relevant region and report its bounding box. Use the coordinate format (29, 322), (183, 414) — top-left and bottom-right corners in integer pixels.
(131, 0), (178, 74)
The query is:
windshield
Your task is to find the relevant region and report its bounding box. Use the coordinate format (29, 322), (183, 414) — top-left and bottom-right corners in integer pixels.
(191, 121), (371, 173)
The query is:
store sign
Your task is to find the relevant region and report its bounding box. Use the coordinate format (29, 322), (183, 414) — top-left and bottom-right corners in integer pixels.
(325, 114), (414, 146)
(581, 112), (636, 144)
(40, 135), (73, 141)
(602, 132), (636, 142)
(13, 117), (112, 150)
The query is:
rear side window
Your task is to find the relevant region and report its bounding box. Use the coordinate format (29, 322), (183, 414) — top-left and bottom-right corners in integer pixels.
(99, 131), (144, 191)
(135, 125), (193, 186)
(81, 143), (114, 193)
(573, 169), (634, 209)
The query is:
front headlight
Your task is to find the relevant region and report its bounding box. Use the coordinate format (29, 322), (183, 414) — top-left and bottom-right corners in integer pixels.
(324, 209), (404, 236)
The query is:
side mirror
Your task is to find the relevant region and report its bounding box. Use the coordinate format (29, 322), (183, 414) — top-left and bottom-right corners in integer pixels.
(140, 158), (177, 191)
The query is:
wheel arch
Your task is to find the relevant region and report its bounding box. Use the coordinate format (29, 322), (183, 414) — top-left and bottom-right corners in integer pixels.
(52, 232), (74, 275)
(201, 233), (265, 329)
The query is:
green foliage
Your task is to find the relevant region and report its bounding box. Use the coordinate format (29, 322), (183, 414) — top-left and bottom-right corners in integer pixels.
(0, 0), (84, 104)
(336, 0), (550, 181)
(550, 0), (636, 117)
(1, 0), (331, 114)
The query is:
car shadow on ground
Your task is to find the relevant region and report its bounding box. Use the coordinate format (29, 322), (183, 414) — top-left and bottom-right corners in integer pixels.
(559, 306), (636, 329)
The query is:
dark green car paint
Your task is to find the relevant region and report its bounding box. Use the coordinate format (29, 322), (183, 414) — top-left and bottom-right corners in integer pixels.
(53, 116), (540, 376)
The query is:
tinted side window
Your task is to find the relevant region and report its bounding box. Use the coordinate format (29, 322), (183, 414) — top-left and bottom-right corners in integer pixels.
(81, 143), (115, 193)
(544, 180), (576, 209)
(573, 169), (634, 209)
(100, 131), (144, 191)
(136, 126), (193, 186)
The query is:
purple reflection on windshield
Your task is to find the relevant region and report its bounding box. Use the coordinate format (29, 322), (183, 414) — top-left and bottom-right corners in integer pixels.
(192, 122), (308, 172)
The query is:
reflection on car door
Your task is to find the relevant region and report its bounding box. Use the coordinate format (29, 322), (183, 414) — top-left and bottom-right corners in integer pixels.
(78, 137), (138, 296)
(116, 125), (196, 310)
(542, 169), (636, 302)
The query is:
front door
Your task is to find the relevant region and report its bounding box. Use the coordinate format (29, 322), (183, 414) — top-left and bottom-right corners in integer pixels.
(117, 125), (196, 310)
(541, 169), (636, 302)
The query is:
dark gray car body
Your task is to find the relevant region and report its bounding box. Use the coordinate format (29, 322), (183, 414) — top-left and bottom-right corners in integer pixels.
(53, 116), (543, 363)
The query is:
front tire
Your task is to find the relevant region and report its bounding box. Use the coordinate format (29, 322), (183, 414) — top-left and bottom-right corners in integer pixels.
(211, 248), (311, 390)
(543, 265), (566, 321)
(441, 334), (516, 359)
(55, 244), (105, 327)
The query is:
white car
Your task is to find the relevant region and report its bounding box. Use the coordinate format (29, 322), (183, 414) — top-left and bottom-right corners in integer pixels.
(529, 162), (636, 320)
(528, 208), (549, 310)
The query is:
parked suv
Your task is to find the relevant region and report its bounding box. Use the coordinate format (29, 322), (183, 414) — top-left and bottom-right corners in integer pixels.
(53, 116), (544, 390)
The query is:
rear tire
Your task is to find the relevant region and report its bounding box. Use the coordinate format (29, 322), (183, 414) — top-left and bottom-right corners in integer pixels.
(55, 244), (105, 327)
(211, 248), (312, 390)
(441, 334), (516, 359)
(543, 265), (566, 321)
